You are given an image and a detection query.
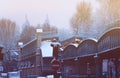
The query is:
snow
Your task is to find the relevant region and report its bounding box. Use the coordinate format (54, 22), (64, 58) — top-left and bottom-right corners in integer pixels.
(87, 38), (98, 42)
(10, 50), (19, 56)
(51, 42), (61, 46)
(13, 52), (19, 56)
(70, 43), (79, 47)
(41, 41), (61, 57)
(41, 41), (53, 57)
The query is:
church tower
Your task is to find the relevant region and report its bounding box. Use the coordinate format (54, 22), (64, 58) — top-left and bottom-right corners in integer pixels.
(22, 15), (30, 30)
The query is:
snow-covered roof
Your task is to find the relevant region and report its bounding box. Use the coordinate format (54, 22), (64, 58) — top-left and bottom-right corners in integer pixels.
(10, 50), (19, 56)
(85, 38), (98, 42)
(51, 41), (61, 46)
(41, 41), (53, 57)
(69, 43), (79, 47)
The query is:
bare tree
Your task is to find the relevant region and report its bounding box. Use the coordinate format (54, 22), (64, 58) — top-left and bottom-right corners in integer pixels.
(0, 18), (19, 50)
(92, 0), (120, 39)
(19, 26), (36, 44)
(100, 0), (120, 21)
(41, 23), (57, 33)
(58, 28), (73, 41)
(96, 0), (120, 33)
(36, 22), (58, 39)
(70, 1), (92, 39)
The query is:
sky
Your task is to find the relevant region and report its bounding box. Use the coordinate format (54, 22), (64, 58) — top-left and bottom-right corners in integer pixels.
(0, 0), (98, 29)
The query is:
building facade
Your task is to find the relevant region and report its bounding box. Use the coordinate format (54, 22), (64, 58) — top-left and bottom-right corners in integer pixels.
(18, 29), (58, 78)
(61, 27), (120, 78)
(18, 27), (120, 78)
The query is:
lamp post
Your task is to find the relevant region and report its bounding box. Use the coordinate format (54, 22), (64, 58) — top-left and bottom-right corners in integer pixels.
(18, 42), (23, 62)
(36, 29), (43, 75)
(36, 29), (42, 49)
(18, 42), (23, 77)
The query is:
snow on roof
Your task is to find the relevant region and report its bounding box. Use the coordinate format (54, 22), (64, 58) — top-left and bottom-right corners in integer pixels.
(69, 43), (79, 47)
(84, 38), (98, 42)
(41, 41), (53, 57)
(51, 41), (61, 46)
(10, 50), (19, 56)
(13, 52), (19, 56)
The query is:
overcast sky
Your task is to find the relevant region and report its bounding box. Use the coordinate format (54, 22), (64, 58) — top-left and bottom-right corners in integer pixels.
(0, 0), (98, 29)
